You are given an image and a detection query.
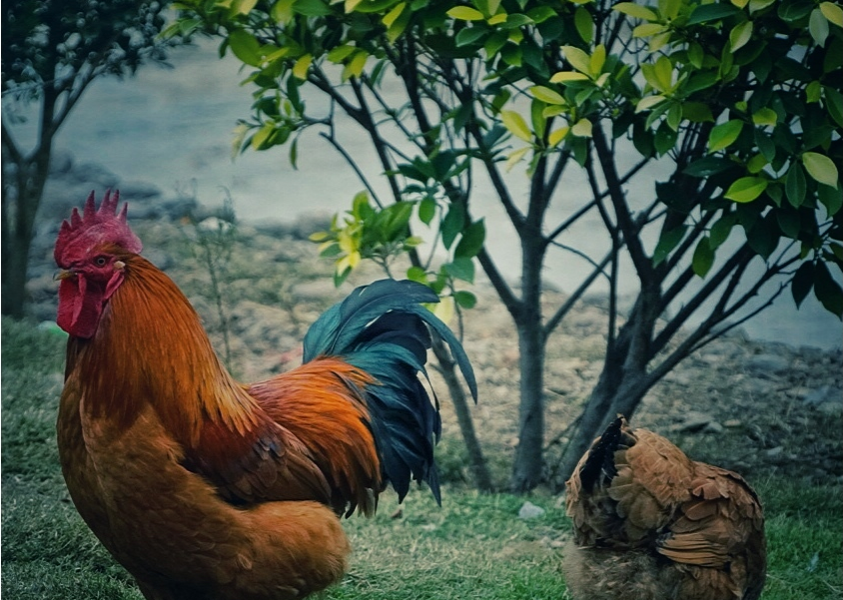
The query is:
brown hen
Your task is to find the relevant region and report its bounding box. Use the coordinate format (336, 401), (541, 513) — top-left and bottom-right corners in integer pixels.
(563, 416), (766, 600)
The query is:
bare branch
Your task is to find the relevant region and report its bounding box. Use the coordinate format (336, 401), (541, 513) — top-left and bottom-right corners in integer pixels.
(592, 125), (655, 286)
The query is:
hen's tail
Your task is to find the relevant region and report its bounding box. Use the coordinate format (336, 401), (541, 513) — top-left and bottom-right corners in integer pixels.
(302, 279), (477, 503)
(577, 415), (627, 493)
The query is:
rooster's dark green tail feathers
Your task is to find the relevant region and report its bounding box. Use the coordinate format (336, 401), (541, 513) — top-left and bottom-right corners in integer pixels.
(302, 279), (477, 503)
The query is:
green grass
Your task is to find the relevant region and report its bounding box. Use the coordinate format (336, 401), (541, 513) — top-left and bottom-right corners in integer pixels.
(2, 317), (841, 599)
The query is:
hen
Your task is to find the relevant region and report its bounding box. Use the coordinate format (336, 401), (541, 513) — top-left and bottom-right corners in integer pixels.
(563, 415), (766, 600)
(54, 191), (476, 600)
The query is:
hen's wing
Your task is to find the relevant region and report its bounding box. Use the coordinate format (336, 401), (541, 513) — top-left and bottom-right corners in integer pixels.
(658, 462), (767, 599)
(566, 416), (696, 547)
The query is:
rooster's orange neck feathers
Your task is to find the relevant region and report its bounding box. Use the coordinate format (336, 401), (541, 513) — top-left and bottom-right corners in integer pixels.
(68, 254), (258, 445)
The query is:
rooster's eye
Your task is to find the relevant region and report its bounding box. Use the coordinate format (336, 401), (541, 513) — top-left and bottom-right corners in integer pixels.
(94, 256), (108, 267)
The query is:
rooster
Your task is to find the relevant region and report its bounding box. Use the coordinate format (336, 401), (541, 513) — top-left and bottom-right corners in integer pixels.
(54, 190), (477, 600)
(563, 416), (766, 600)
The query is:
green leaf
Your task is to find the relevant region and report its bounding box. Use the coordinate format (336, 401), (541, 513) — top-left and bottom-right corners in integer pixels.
(328, 45), (357, 63)
(505, 146), (530, 171)
(228, 30), (262, 67)
(448, 6), (485, 20)
(692, 237), (714, 277)
(791, 261), (815, 308)
(751, 107), (778, 127)
(613, 2), (658, 20)
(749, 0), (776, 13)
(708, 119), (744, 153)
(785, 162), (807, 208)
(755, 129), (776, 162)
(454, 290), (478, 309)
(550, 71), (590, 83)
(654, 120), (678, 154)
(561, 45), (592, 75)
(747, 153), (768, 174)
(455, 219), (486, 258)
(729, 20), (753, 53)
(818, 183), (843, 216)
(778, 0), (814, 22)
(776, 208), (801, 238)
(684, 157), (735, 177)
(250, 123), (276, 150)
(501, 13), (534, 28)
(636, 94), (668, 113)
(295, 0), (333, 16)
(820, 1), (843, 27)
(441, 202), (466, 249)
(710, 213), (737, 248)
(344, 50), (369, 79)
(660, 0), (681, 19)
(824, 86), (843, 128)
(418, 197), (437, 224)
(725, 176), (768, 203)
(687, 3), (741, 24)
(682, 102), (714, 122)
(653, 55), (674, 92)
(746, 215), (778, 260)
(687, 43), (704, 69)
(574, 7), (594, 44)
(456, 26), (488, 47)
(571, 118), (593, 137)
(383, 1), (405, 26)
(814, 261), (843, 317)
(652, 225), (687, 266)
(445, 257), (476, 283)
(633, 22), (667, 38)
(548, 126), (569, 147)
(484, 30), (508, 58)
(292, 53), (312, 80)
(501, 110), (533, 142)
(802, 152), (839, 189)
(529, 86), (566, 105)
(810, 8), (830, 46)
(590, 45), (606, 76)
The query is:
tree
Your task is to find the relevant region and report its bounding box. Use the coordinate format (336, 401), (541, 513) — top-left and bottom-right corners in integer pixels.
(1, 0), (182, 317)
(176, 0), (843, 492)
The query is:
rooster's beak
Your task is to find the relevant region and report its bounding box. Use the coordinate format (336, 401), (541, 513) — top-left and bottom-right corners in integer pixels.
(54, 269), (75, 281)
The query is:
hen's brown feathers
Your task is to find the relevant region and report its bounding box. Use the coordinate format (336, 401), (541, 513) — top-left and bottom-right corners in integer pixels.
(564, 416), (766, 600)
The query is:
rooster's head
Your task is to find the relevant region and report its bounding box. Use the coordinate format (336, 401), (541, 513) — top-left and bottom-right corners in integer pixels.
(54, 190), (142, 338)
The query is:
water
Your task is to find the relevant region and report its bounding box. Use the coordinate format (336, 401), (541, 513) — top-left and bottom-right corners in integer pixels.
(5, 41), (841, 351)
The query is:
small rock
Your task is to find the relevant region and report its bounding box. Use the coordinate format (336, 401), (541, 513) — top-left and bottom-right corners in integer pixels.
(803, 385), (840, 406)
(671, 411), (718, 433)
(703, 421), (724, 434)
(803, 385), (842, 416)
(745, 354), (790, 378)
(119, 181), (162, 200)
(723, 419), (743, 428)
(765, 446), (784, 458)
(197, 216), (235, 233)
(518, 501), (545, 520)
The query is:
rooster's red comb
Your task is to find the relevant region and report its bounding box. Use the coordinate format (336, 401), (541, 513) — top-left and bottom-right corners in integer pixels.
(54, 190), (143, 266)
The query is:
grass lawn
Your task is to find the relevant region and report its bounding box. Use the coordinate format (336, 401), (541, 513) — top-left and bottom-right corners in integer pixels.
(2, 317), (841, 599)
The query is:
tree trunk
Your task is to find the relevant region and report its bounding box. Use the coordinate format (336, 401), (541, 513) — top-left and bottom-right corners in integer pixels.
(509, 230), (547, 493)
(431, 336), (494, 492)
(552, 294), (660, 488)
(1, 151), (50, 318)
